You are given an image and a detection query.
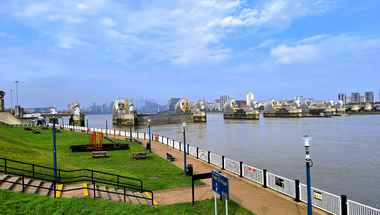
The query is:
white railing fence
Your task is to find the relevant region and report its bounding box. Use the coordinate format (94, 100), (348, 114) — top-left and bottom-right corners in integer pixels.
(348, 200), (380, 215)
(224, 158), (240, 176)
(267, 172), (295, 198)
(300, 183), (341, 215)
(242, 164), (263, 185)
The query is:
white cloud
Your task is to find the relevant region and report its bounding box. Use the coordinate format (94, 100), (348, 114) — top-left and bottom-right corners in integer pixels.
(271, 44), (320, 64)
(7, 0), (340, 65)
(250, 39), (276, 50)
(0, 32), (7, 37)
(297, 34), (328, 43)
(56, 35), (84, 49)
(270, 34), (380, 64)
(100, 17), (116, 26)
(77, 4), (87, 9)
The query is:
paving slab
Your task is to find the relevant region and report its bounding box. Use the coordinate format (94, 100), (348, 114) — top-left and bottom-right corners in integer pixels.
(145, 138), (329, 215)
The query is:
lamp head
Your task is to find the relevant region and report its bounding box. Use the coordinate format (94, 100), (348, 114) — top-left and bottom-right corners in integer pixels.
(129, 117), (131, 120)
(148, 119), (151, 123)
(182, 122), (186, 128)
(302, 135), (312, 147)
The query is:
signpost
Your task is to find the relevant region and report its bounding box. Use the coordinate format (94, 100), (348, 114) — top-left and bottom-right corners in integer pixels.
(212, 170), (230, 215)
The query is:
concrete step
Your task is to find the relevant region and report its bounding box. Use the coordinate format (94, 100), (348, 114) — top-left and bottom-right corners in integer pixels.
(126, 190), (140, 205)
(12, 178), (31, 192)
(25, 180), (42, 195)
(97, 186), (110, 201)
(0, 174), (9, 185)
(134, 192), (149, 205)
(0, 176), (20, 190)
(107, 187), (120, 202)
(38, 182), (52, 196)
(87, 184), (99, 198)
(116, 189), (131, 203)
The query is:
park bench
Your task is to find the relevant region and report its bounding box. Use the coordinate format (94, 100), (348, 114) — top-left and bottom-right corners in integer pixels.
(166, 153), (176, 162)
(92, 151), (108, 158)
(133, 139), (142, 145)
(132, 152), (149, 160)
(32, 130), (41, 134)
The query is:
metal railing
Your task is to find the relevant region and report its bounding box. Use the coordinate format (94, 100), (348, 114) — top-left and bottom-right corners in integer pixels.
(0, 157), (154, 205)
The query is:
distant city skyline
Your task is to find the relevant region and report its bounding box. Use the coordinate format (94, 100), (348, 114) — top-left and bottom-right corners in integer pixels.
(1, 1), (379, 110)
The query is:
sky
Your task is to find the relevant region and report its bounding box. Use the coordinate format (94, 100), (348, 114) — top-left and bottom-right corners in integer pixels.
(1, 0), (380, 110)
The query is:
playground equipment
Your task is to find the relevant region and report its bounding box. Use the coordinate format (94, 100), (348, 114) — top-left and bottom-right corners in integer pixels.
(87, 132), (103, 150)
(103, 129), (121, 148)
(87, 129), (121, 150)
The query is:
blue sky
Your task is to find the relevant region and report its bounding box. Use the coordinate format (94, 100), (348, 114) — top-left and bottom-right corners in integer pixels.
(1, 0), (379, 109)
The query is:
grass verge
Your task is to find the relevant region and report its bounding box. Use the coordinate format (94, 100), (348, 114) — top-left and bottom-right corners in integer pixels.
(0, 189), (254, 215)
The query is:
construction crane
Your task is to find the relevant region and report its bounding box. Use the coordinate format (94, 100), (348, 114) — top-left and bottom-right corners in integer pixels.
(182, 99), (188, 113)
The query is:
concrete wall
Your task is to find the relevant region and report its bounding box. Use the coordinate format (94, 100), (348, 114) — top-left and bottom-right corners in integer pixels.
(137, 113), (193, 125)
(0, 111), (34, 125)
(193, 112), (206, 122)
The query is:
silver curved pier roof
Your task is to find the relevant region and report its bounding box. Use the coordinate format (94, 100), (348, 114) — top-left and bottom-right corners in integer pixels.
(224, 98), (237, 113)
(264, 98), (276, 112)
(175, 98), (186, 114)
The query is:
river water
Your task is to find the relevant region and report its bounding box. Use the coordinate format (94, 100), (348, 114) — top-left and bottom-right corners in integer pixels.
(83, 113), (380, 209)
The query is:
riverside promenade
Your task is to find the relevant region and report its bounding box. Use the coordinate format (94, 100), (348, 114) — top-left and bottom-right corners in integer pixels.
(146, 138), (329, 215)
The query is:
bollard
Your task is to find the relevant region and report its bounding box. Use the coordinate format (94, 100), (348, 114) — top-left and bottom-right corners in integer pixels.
(208, 151), (210, 163)
(222, 156), (225, 170)
(294, 179), (300, 202)
(240, 161), (243, 177)
(341, 195), (347, 215)
(263, 169), (268, 188)
(196, 147), (199, 159)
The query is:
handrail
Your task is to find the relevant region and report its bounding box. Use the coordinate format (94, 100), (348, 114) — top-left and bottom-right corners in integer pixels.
(0, 157), (154, 204)
(0, 174), (154, 205)
(0, 157), (143, 190)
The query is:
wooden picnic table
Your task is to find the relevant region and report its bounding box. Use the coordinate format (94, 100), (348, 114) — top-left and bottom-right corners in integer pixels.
(92, 151), (108, 158)
(132, 152), (149, 160)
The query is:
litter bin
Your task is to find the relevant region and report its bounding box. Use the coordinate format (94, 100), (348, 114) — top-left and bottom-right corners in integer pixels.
(186, 164), (193, 176)
(146, 143), (150, 150)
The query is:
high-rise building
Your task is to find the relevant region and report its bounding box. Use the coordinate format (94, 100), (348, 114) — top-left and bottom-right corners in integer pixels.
(219, 95), (230, 111)
(338, 93), (346, 104)
(247, 92), (254, 106)
(294, 96), (303, 101)
(365, 91), (375, 103)
(168, 98), (181, 111)
(351, 93), (360, 103)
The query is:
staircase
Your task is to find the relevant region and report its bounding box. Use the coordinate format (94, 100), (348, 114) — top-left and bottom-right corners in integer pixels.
(0, 174), (156, 205)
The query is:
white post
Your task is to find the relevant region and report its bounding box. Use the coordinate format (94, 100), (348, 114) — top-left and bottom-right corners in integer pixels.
(214, 192), (217, 215)
(226, 198), (228, 215)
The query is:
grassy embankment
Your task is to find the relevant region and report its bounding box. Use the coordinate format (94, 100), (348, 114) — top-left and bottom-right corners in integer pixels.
(0, 124), (254, 214)
(0, 124), (201, 190)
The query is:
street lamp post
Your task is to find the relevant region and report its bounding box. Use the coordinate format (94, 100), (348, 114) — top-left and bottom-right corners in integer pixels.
(10, 89), (12, 114)
(182, 122), (187, 175)
(15, 81), (18, 107)
(53, 111), (57, 180)
(302, 135), (313, 215)
(129, 117), (132, 142)
(106, 117), (108, 138)
(87, 117), (89, 134)
(148, 119), (151, 153)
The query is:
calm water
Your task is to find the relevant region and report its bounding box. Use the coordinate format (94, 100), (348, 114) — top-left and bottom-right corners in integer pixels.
(83, 113), (380, 209)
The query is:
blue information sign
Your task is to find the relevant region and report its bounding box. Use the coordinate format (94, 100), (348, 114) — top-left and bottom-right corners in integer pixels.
(212, 170), (230, 200)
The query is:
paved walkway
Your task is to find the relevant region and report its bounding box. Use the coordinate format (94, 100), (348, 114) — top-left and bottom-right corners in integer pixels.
(146, 138), (329, 215)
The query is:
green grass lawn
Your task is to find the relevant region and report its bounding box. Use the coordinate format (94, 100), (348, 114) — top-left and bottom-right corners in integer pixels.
(0, 124), (202, 191)
(0, 124), (255, 214)
(0, 189), (253, 215)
